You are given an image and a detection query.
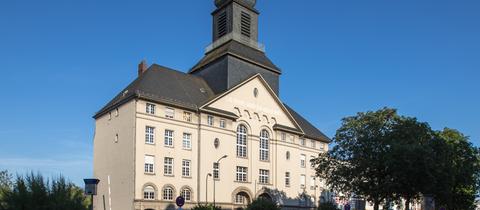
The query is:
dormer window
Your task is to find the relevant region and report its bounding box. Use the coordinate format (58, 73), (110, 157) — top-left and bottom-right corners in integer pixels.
(240, 11), (251, 38)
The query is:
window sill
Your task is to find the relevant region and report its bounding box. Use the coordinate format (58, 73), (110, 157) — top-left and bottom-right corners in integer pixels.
(258, 183), (272, 186)
(182, 148), (192, 151)
(164, 145), (174, 148)
(234, 181), (251, 184)
(145, 143), (156, 146)
(164, 174), (174, 177)
(144, 173), (155, 176)
(182, 176), (192, 179)
(259, 159), (270, 163)
(236, 156), (248, 159)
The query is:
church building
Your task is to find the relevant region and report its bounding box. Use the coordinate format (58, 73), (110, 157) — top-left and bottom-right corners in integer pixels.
(93, 0), (330, 209)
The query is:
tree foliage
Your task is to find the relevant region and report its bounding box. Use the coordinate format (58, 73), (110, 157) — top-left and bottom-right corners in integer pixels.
(312, 107), (480, 210)
(317, 202), (339, 210)
(0, 172), (89, 210)
(246, 198), (280, 210)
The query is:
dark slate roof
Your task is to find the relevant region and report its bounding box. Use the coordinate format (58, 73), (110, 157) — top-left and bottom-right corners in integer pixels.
(284, 104), (331, 143)
(94, 64), (215, 118)
(189, 40), (281, 74)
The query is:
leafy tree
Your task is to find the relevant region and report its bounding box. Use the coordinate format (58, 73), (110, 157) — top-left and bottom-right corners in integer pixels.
(1, 172), (89, 210)
(0, 170), (12, 210)
(387, 117), (436, 209)
(311, 108), (400, 210)
(246, 198), (280, 210)
(317, 202), (339, 210)
(432, 128), (480, 210)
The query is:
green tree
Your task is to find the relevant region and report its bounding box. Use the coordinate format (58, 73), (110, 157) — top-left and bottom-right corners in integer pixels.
(246, 198), (280, 210)
(0, 170), (12, 210)
(387, 117), (437, 210)
(311, 108), (400, 210)
(432, 128), (480, 210)
(317, 202), (339, 210)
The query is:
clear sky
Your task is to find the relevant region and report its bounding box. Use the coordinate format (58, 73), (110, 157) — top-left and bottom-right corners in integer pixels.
(0, 0), (479, 186)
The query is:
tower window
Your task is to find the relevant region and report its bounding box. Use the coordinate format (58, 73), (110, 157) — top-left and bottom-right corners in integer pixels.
(218, 11), (227, 38)
(241, 11), (251, 38)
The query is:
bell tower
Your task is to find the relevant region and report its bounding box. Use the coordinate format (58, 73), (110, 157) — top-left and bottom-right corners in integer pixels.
(211, 0), (260, 51)
(190, 0), (282, 95)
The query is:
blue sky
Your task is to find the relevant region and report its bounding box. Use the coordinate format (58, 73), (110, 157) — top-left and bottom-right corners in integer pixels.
(0, 0), (479, 186)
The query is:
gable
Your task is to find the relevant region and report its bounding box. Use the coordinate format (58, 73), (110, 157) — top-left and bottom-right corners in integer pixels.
(202, 75), (300, 130)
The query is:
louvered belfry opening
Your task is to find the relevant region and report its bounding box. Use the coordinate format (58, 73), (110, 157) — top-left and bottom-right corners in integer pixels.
(240, 11), (251, 38)
(217, 11), (228, 38)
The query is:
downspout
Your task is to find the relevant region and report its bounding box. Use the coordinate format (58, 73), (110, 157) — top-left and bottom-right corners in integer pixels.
(196, 110), (202, 203)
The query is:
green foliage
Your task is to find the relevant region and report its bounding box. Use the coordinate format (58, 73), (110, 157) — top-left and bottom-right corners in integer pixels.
(191, 204), (221, 210)
(0, 172), (89, 210)
(246, 198), (280, 210)
(311, 107), (480, 210)
(317, 202), (339, 210)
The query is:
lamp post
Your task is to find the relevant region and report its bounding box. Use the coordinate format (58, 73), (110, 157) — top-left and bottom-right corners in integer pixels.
(213, 155), (228, 208)
(84, 179), (100, 210)
(206, 173), (212, 204)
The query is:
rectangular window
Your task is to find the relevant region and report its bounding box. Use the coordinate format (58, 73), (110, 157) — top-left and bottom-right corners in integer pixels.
(182, 160), (191, 177)
(311, 140), (316, 148)
(182, 133), (191, 150)
(281, 132), (286, 141)
(213, 162), (219, 179)
(165, 107), (174, 119)
(301, 154), (306, 168)
(236, 125), (248, 158)
(300, 138), (306, 146)
(310, 156), (316, 168)
(219, 119), (226, 128)
(164, 130), (174, 147)
(236, 166), (247, 182)
(144, 155), (154, 174)
(300, 174), (306, 188)
(164, 157), (174, 176)
(285, 172), (291, 187)
(259, 169), (269, 184)
(320, 143), (325, 151)
(207, 115), (214, 126)
(183, 112), (192, 122)
(145, 126), (155, 144)
(146, 103), (155, 114)
(310, 176), (316, 190)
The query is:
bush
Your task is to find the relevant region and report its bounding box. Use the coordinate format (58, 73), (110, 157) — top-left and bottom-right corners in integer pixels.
(246, 199), (280, 210)
(191, 204), (221, 210)
(318, 202), (339, 210)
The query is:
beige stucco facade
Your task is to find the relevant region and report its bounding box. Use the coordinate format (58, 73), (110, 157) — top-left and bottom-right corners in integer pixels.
(93, 75), (329, 210)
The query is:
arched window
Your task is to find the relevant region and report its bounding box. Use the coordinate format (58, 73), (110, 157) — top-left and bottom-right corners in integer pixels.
(236, 125), (248, 157)
(259, 130), (269, 161)
(163, 187), (174, 201)
(180, 188), (192, 201)
(143, 186), (155, 200)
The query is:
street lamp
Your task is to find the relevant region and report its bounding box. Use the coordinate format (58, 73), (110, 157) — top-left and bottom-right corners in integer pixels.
(206, 173), (212, 204)
(213, 155), (228, 208)
(84, 179), (100, 210)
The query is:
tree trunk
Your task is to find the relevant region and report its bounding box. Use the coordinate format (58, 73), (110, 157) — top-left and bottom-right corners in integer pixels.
(405, 198), (410, 210)
(373, 200), (380, 210)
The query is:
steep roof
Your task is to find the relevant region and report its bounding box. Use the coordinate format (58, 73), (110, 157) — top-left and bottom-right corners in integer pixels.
(284, 104), (331, 143)
(94, 65), (329, 143)
(189, 40), (281, 74)
(94, 64), (215, 118)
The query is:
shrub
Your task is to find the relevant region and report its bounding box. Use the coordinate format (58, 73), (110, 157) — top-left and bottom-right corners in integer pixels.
(246, 199), (280, 210)
(191, 204), (221, 210)
(318, 202), (339, 210)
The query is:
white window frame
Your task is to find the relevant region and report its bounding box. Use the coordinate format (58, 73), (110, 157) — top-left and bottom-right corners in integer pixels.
(165, 107), (175, 119)
(145, 126), (155, 144)
(300, 174), (306, 188)
(300, 138), (306, 146)
(164, 157), (174, 176)
(236, 166), (248, 182)
(235, 193), (246, 204)
(146, 103), (156, 114)
(259, 169), (269, 184)
(213, 162), (220, 179)
(281, 132), (286, 141)
(301, 154), (306, 168)
(311, 140), (316, 148)
(259, 130), (269, 161)
(182, 133), (192, 150)
(207, 115), (214, 126)
(310, 176), (316, 190)
(236, 125), (248, 158)
(181, 188), (192, 201)
(183, 111), (192, 122)
(143, 186), (155, 200)
(164, 130), (174, 147)
(144, 155), (155, 174)
(163, 187), (174, 200)
(182, 159), (191, 177)
(219, 119), (226, 128)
